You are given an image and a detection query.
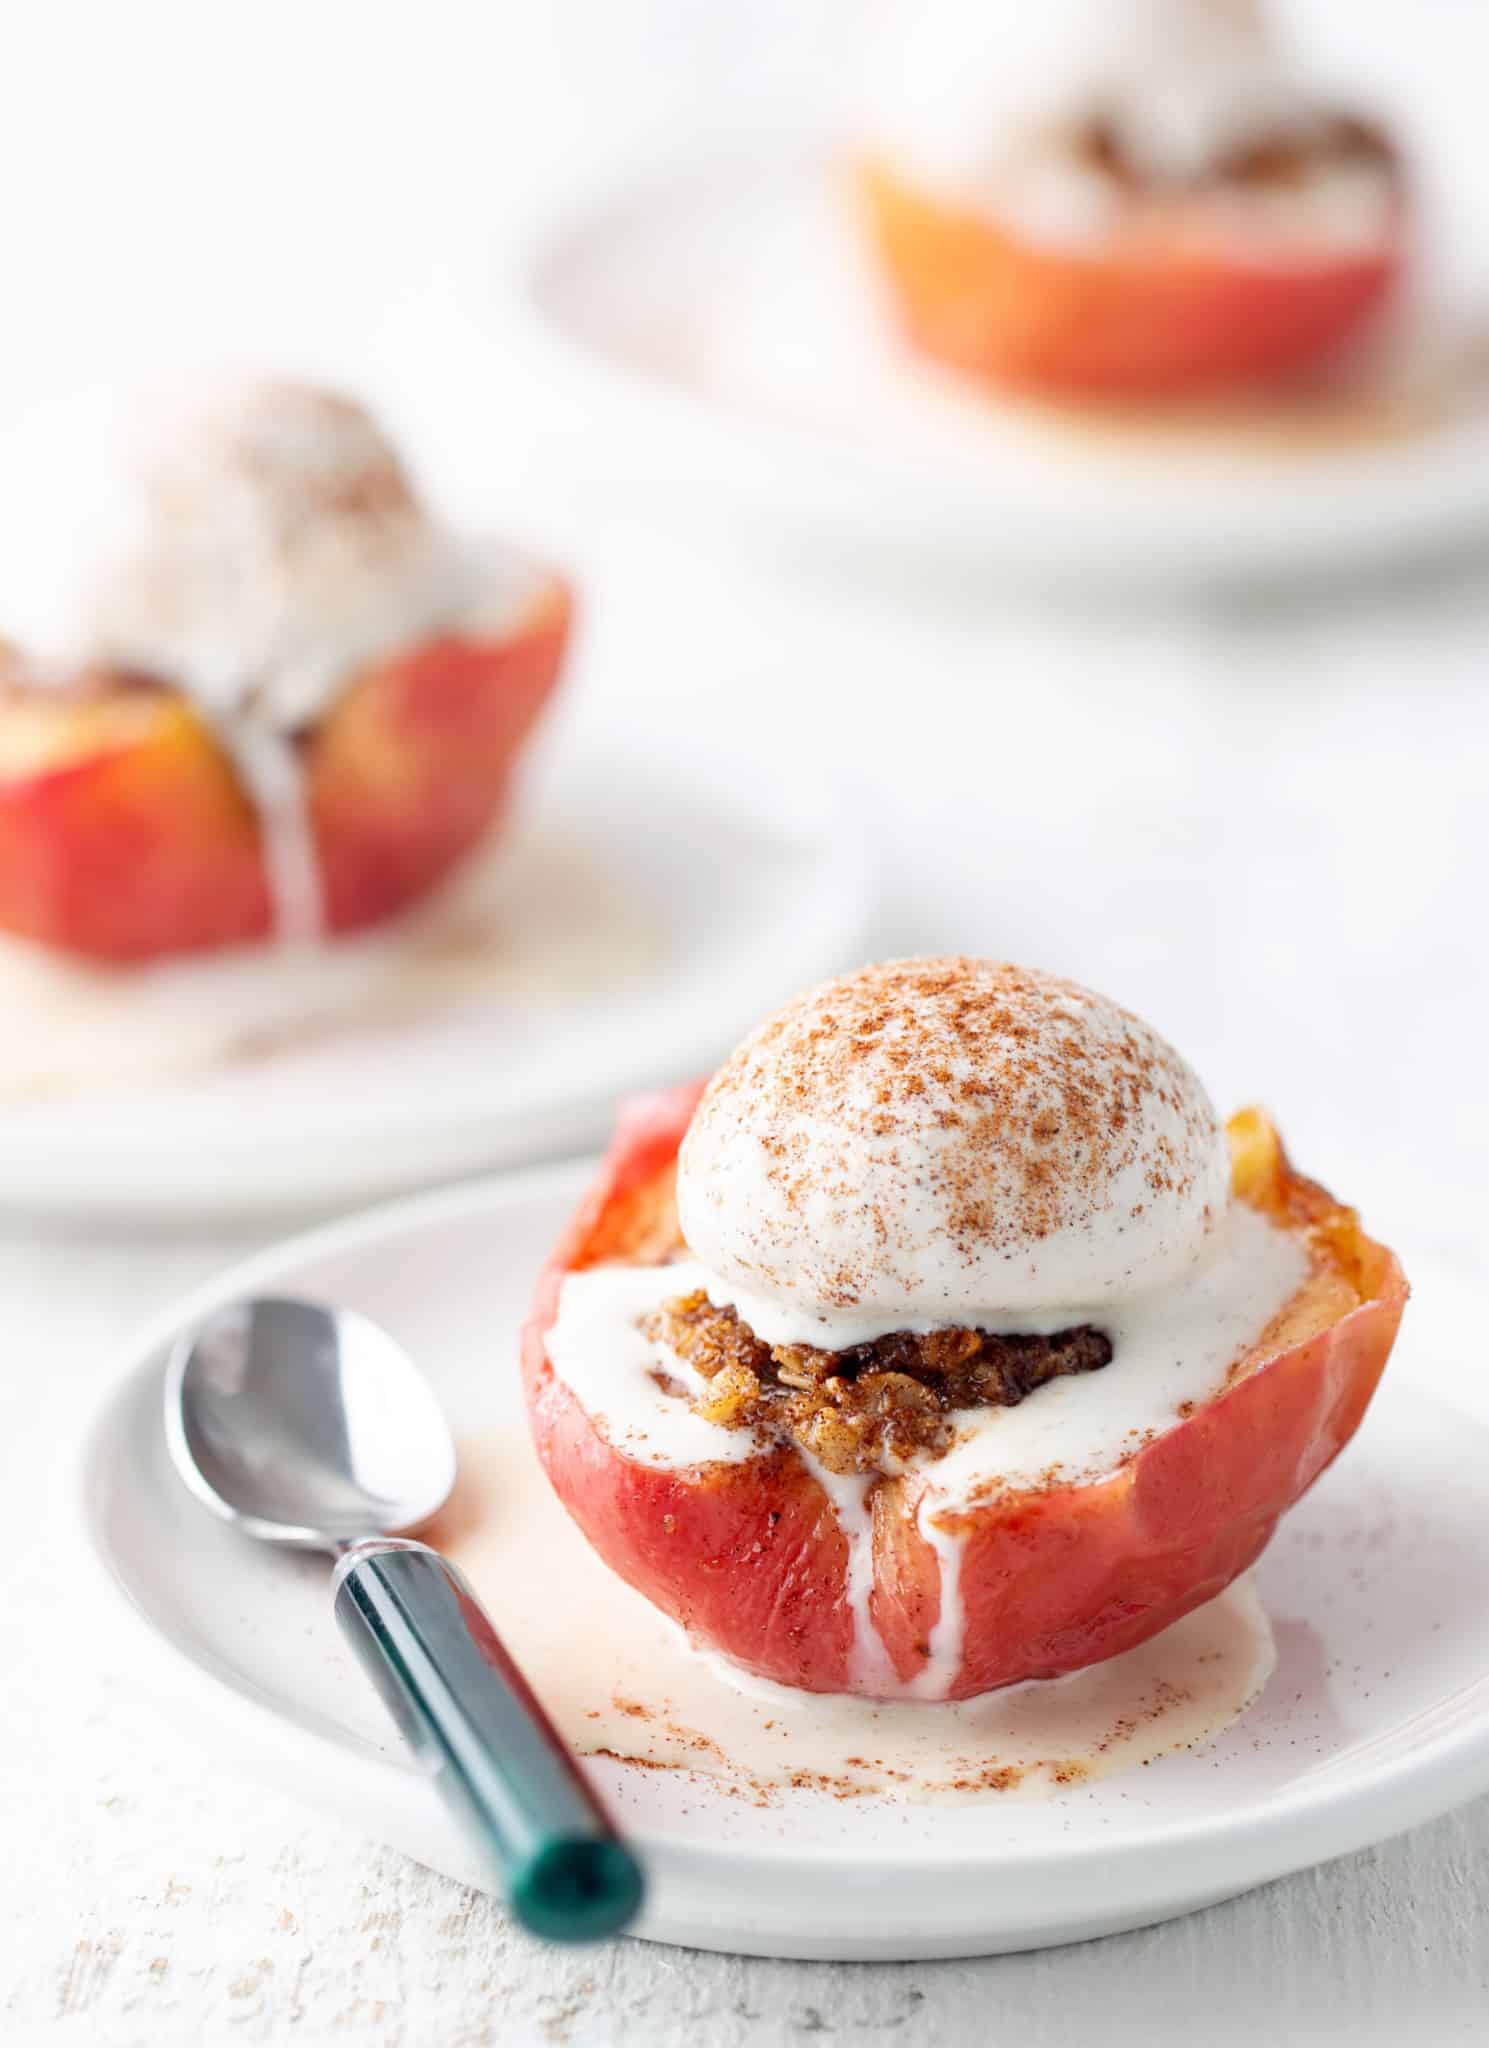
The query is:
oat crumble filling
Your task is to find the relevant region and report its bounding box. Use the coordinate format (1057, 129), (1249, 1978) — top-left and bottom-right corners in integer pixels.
(1066, 109), (1395, 195)
(642, 1291), (1112, 1477)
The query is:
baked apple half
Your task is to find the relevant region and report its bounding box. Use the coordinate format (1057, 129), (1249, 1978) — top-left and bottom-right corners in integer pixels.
(857, 1), (1405, 397)
(0, 584), (569, 963)
(0, 383), (571, 963)
(859, 131), (1403, 399)
(522, 960), (1406, 1700)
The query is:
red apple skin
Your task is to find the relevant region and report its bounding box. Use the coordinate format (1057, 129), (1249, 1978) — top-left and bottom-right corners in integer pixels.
(311, 579), (571, 935)
(522, 1089), (1407, 1699)
(0, 577), (571, 964)
(859, 156), (1404, 399)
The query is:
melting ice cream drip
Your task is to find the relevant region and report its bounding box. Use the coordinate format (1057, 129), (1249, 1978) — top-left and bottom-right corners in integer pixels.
(222, 722), (323, 946)
(859, 0), (1319, 197)
(796, 1449), (899, 1693)
(906, 1504), (967, 1701)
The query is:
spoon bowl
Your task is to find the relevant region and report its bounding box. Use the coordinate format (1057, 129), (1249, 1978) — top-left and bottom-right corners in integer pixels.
(167, 1296), (455, 1548)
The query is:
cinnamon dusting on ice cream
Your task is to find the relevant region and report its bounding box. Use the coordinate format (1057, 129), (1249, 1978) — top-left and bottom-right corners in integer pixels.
(677, 958), (1229, 1343)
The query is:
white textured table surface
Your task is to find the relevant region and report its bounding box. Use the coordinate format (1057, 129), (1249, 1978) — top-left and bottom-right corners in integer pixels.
(5, 4), (1489, 2042)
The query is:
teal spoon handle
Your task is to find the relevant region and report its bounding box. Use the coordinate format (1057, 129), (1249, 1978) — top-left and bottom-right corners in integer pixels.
(332, 1537), (644, 1941)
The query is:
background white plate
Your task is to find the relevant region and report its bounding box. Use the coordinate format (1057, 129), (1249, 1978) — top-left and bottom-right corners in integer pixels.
(518, 8), (1489, 592)
(0, 731), (875, 1220)
(78, 1162), (1489, 1961)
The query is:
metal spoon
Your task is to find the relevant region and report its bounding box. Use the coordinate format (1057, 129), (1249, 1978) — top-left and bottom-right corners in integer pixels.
(164, 1294), (644, 1943)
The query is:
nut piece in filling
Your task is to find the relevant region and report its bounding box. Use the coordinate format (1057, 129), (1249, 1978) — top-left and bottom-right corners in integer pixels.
(855, 0), (1406, 397)
(524, 959), (1407, 1702)
(0, 380), (572, 963)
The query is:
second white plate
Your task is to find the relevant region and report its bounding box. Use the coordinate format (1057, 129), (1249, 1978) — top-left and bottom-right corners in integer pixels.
(520, 106), (1489, 588)
(0, 727), (875, 1219)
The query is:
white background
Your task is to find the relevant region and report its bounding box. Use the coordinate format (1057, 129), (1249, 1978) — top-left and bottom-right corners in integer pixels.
(3, 2), (1488, 2042)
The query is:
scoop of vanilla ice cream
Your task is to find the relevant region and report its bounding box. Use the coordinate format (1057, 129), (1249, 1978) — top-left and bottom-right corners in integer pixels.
(860, 0), (1313, 198)
(83, 381), (462, 733)
(677, 959), (1231, 1347)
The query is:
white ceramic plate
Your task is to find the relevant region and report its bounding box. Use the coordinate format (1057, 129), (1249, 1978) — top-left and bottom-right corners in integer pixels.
(518, 57), (1489, 588)
(78, 1163), (1489, 1960)
(0, 727), (875, 1219)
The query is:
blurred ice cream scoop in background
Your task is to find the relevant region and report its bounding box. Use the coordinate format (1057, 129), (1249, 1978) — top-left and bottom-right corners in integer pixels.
(84, 381), (464, 739)
(855, 0), (1405, 396)
(862, 0), (1323, 194)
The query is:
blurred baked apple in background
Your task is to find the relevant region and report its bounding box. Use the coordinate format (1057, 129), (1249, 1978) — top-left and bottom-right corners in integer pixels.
(0, 382), (571, 963)
(857, 0), (1405, 398)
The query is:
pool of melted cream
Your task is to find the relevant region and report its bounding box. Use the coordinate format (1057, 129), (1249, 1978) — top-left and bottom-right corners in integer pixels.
(430, 1424), (1276, 1805)
(0, 821), (659, 1099)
